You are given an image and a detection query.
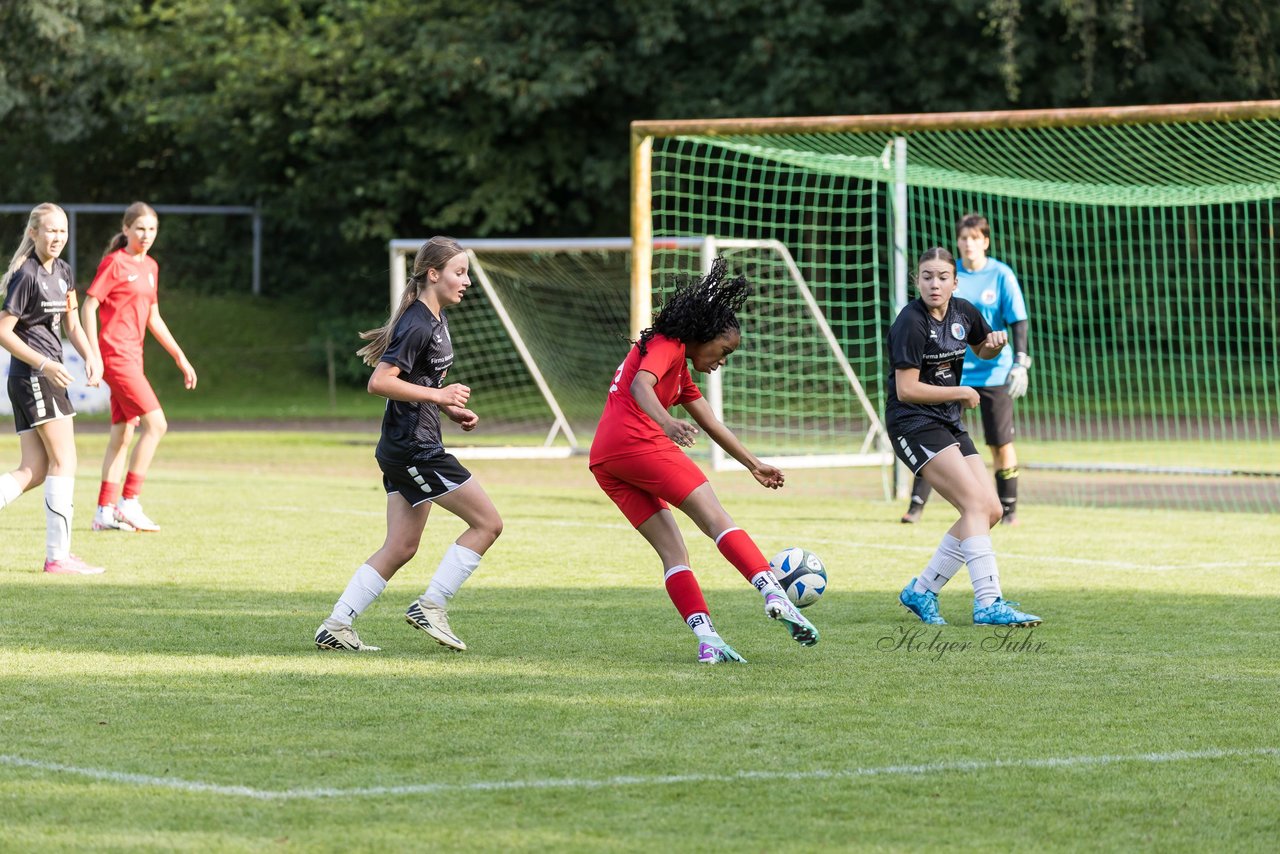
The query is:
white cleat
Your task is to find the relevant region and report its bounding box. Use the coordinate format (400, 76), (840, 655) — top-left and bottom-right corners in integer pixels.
(92, 504), (137, 532)
(115, 498), (160, 532)
(314, 619), (380, 651)
(405, 598), (467, 651)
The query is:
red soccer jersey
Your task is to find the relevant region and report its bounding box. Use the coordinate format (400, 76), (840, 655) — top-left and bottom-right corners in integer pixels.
(87, 249), (159, 365)
(590, 333), (703, 464)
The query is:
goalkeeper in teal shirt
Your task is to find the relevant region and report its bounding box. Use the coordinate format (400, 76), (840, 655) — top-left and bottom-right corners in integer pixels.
(902, 213), (1031, 525)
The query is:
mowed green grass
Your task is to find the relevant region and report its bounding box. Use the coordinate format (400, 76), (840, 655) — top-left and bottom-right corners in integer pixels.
(1, 431), (1278, 852)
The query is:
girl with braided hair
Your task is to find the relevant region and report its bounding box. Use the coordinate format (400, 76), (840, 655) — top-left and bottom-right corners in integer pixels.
(590, 258), (819, 664)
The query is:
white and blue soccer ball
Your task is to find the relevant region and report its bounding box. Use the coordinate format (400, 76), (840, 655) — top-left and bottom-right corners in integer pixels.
(769, 547), (827, 609)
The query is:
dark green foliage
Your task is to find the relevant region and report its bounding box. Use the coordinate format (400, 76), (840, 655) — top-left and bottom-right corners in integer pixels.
(3, 1), (1278, 313)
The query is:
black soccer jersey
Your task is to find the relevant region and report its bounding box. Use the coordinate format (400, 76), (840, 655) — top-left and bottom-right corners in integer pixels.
(885, 297), (992, 432)
(375, 300), (455, 462)
(1, 256), (73, 379)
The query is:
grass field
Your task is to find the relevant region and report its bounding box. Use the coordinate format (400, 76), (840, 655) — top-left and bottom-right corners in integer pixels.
(1, 430), (1278, 852)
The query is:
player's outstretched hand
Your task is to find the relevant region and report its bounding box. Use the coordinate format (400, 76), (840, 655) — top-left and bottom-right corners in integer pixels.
(437, 383), (471, 408)
(448, 407), (479, 431)
(752, 463), (785, 489)
(664, 418), (699, 448)
(959, 386), (981, 409)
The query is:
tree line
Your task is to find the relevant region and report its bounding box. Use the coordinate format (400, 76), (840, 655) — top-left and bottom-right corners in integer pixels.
(2, 0), (1277, 313)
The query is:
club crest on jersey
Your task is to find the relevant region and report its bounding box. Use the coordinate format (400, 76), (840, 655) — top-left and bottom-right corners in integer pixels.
(951, 323), (966, 339)
(981, 288), (997, 305)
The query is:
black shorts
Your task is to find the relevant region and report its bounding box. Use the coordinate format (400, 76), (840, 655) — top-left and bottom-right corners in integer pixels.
(890, 421), (979, 475)
(975, 386), (1015, 446)
(378, 453), (473, 506)
(8, 374), (75, 433)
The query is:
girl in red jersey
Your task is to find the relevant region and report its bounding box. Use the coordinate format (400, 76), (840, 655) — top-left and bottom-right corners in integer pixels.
(0, 203), (105, 574)
(590, 258), (819, 664)
(81, 202), (197, 533)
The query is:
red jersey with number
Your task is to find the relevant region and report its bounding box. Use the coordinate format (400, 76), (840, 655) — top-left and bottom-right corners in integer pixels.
(87, 249), (159, 365)
(590, 334), (703, 465)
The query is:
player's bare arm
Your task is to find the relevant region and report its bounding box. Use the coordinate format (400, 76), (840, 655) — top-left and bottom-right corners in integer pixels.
(895, 367), (980, 408)
(630, 370), (698, 447)
(0, 311), (75, 388)
(367, 361), (470, 407)
(682, 397), (784, 489)
(974, 330), (1007, 360)
(147, 305), (197, 389)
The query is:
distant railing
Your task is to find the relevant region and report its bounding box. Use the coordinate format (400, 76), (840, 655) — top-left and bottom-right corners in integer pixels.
(0, 203), (263, 295)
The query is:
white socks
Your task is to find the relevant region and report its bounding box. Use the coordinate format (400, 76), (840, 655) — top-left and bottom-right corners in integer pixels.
(686, 612), (717, 638)
(424, 543), (482, 607)
(0, 473), (21, 509)
(43, 475), (74, 562)
(961, 535), (1002, 606)
(913, 534), (965, 594)
(329, 563), (387, 625)
(749, 570), (784, 597)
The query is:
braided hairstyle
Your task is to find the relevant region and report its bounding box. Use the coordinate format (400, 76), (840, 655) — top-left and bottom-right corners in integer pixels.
(637, 257), (749, 356)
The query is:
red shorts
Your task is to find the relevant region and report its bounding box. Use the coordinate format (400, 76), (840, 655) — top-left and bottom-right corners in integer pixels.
(104, 364), (160, 425)
(590, 448), (708, 528)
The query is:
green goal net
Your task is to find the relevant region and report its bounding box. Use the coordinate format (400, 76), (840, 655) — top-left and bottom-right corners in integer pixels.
(635, 103), (1280, 512)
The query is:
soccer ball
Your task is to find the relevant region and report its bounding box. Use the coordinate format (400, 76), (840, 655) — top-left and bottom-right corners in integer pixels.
(769, 547), (827, 609)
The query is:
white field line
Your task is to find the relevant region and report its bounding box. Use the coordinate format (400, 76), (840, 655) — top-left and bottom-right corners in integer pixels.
(2, 747), (1275, 801)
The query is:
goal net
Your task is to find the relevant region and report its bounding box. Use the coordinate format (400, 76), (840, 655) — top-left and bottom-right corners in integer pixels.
(388, 238), (700, 458)
(633, 101), (1280, 512)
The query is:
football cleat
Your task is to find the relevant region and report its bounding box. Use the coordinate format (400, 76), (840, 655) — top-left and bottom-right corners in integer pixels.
(91, 505), (136, 533)
(900, 501), (924, 524)
(764, 591), (819, 646)
(899, 578), (947, 625)
(697, 636), (747, 664)
(973, 597), (1042, 627)
(115, 498), (159, 532)
(43, 554), (106, 575)
(405, 598), (466, 651)
(314, 619), (380, 651)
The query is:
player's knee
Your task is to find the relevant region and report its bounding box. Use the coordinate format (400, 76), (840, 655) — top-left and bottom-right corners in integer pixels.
(388, 538), (421, 565)
(22, 465), (46, 490)
(144, 412), (168, 437)
(985, 499), (1003, 528)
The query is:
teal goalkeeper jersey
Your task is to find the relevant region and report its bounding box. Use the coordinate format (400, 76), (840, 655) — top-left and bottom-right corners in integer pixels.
(956, 257), (1027, 387)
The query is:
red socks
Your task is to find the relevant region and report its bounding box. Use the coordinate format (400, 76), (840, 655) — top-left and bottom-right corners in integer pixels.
(122, 472), (145, 500)
(97, 481), (121, 508)
(715, 527), (771, 583)
(663, 566), (708, 621)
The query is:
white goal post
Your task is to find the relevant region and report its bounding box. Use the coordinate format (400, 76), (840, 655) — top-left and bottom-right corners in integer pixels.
(389, 236), (891, 475)
(695, 238), (893, 473)
(388, 237), (701, 460)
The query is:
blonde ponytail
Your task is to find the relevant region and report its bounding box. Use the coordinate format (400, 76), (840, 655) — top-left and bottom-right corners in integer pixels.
(357, 236), (464, 366)
(1, 203), (65, 300)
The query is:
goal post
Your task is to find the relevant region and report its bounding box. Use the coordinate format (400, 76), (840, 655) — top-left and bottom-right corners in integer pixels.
(632, 100), (1280, 512)
(699, 238), (892, 473)
(388, 237), (701, 459)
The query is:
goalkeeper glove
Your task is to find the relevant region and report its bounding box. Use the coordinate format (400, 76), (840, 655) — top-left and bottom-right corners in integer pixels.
(1006, 353), (1031, 399)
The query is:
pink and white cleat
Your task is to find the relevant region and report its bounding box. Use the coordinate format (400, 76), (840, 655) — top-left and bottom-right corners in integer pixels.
(43, 554), (106, 575)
